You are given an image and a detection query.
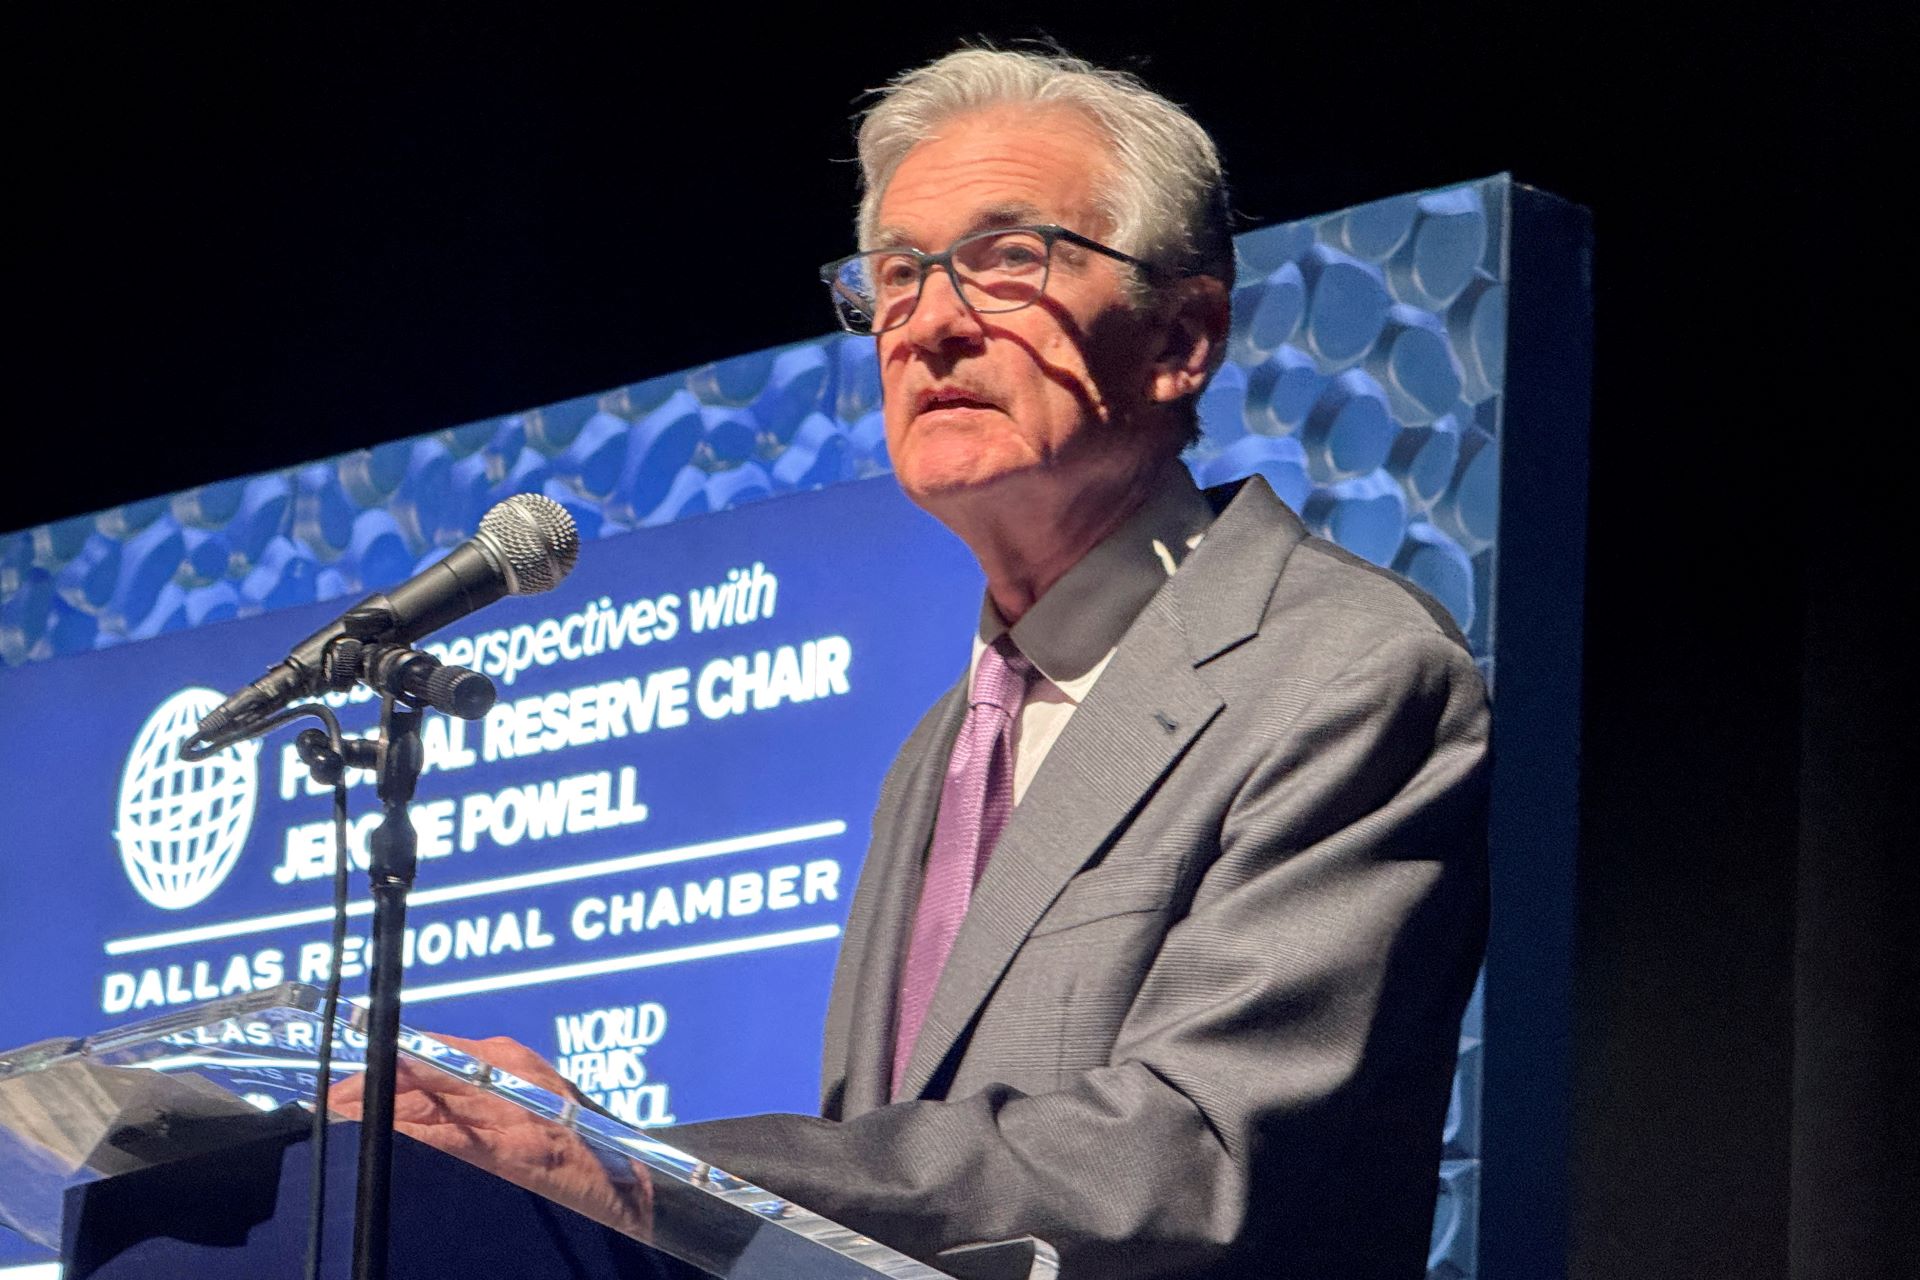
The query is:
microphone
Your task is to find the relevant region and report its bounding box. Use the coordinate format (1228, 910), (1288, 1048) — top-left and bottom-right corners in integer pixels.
(190, 493), (579, 743)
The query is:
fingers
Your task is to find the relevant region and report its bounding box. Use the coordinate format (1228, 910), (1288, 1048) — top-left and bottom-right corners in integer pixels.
(425, 1031), (581, 1099)
(392, 1077), (540, 1133)
(319, 1030), (618, 1222)
(326, 1070), (365, 1111)
(318, 1046), (655, 1243)
(324, 1031), (583, 1114)
(387, 1116), (657, 1241)
(325, 1055), (475, 1121)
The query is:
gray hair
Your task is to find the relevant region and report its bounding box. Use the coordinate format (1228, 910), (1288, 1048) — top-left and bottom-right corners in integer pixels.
(855, 47), (1234, 291)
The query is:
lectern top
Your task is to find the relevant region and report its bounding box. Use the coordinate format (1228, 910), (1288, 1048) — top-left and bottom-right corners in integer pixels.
(0, 982), (976, 1279)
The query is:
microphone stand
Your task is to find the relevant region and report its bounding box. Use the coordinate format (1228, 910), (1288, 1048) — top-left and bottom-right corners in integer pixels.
(185, 635), (497, 1280)
(351, 693), (423, 1280)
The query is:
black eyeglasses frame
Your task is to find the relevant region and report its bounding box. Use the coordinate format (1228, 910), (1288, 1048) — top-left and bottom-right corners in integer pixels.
(817, 223), (1164, 336)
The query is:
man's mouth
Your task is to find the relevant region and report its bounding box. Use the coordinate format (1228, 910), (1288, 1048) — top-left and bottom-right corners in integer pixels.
(915, 387), (1000, 416)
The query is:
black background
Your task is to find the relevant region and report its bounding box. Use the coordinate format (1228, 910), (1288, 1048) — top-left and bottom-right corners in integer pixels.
(4, 6), (1906, 1277)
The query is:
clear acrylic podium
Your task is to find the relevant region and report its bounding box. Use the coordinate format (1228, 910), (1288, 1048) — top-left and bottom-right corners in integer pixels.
(0, 983), (1055, 1279)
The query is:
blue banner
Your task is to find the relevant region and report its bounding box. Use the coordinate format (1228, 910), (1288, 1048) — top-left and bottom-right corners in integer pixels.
(0, 478), (979, 1194)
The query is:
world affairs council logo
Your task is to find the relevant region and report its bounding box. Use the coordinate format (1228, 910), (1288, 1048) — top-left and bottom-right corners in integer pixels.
(115, 687), (261, 911)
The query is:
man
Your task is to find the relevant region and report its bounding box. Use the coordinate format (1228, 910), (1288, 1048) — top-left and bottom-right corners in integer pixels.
(341, 47), (1488, 1280)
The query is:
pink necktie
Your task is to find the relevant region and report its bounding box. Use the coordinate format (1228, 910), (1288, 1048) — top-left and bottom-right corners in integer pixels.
(891, 636), (1037, 1098)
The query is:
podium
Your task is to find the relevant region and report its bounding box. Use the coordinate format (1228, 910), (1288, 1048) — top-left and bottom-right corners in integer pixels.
(0, 983), (1054, 1279)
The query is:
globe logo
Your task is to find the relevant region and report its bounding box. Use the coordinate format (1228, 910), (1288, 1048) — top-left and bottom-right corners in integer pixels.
(115, 687), (261, 911)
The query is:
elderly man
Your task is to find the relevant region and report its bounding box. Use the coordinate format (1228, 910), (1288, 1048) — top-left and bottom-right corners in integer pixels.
(344, 47), (1488, 1280)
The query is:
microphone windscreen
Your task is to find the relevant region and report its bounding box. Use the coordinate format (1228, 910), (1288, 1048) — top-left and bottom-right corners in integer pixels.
(476, 494), (580, 595)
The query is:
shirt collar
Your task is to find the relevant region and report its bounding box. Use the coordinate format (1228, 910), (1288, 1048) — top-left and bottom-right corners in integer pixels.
(974, 459), (1214, 693)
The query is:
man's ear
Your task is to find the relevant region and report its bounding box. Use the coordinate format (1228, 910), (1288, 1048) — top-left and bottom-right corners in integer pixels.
(1147, 276), (1231, 406)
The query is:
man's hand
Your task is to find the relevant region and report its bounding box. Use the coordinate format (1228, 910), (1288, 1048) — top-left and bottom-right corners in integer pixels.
(327, 1031), (654, 1240)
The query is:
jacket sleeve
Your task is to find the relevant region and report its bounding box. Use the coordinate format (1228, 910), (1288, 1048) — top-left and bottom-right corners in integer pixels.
(660, 629), (1489, 1280)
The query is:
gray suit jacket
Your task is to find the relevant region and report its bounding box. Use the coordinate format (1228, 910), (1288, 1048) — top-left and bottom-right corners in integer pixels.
(667, 477), (1490, 1280)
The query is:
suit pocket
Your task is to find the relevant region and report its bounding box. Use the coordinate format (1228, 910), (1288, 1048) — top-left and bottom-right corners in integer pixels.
(1028, 878), (1170, 937)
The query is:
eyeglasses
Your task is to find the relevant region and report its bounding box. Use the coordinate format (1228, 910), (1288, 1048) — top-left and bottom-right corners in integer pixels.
(819, 224), (1160, 336)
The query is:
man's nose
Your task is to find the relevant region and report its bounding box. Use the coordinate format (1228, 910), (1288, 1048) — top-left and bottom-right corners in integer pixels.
(901, 264), (985, 350)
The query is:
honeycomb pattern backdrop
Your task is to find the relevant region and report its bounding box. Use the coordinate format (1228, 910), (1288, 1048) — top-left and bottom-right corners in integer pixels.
(0, 175), (1506, 1279)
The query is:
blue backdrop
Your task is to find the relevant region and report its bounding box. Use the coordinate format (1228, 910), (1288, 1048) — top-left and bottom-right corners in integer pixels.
(0, 176), (1510, 1278)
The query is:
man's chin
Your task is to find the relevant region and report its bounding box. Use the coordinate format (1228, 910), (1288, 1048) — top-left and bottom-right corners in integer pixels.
(895, 454), (1038, 509)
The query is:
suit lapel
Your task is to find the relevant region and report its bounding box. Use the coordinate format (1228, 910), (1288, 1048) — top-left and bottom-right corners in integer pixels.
(825, 679), (969, 1118)
(894, 476), (1308, 1098)
(894, 589), (1225, 1098)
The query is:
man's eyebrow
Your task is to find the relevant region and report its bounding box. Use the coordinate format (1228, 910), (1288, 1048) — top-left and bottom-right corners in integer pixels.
(867, 204), (1050, 251)
(971, 203), (1047, 230)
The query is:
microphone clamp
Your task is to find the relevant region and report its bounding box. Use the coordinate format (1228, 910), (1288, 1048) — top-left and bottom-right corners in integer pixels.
(324, 639), (497, 721)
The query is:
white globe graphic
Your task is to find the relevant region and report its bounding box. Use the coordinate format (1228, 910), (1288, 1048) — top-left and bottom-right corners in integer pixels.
(116, 687), (261, 911)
